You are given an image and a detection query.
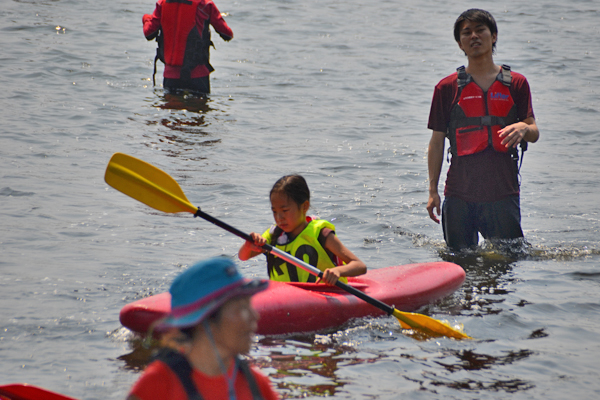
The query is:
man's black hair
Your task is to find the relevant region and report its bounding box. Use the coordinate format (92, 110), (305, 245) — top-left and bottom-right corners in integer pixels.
(454, 9), (498, 53)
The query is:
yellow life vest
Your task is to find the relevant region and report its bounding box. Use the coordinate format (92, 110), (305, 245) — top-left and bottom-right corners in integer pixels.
(262, 218), (347, 283)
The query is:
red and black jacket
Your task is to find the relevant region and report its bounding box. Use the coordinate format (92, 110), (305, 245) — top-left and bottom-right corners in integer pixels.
(447, 65), (519, 157)
(147, 0), (214, 84)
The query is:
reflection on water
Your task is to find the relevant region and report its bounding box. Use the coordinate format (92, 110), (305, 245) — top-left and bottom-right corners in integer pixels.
(421, 249), (518, 320)
(428, 374), (535, 393)
(115, 311), (545, 398)
(435, 348), (535, 372)
(255, 336), (364, 398)
(142, 92), (222, 159)
(426, 348), (536, 393)
(155, 92), (212, 113)
(117, 332), (380, 399)
(117, 338), (155, 372)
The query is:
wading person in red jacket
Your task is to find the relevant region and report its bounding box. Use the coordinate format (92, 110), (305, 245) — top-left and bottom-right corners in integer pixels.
(143, 0), (233, 95)
(427, 9), (540, 251)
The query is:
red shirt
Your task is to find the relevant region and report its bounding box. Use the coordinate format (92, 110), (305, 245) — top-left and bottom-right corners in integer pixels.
(428, 69), (535, 202)
(143, 0), (233, 78)
(129, 359), (279, 400)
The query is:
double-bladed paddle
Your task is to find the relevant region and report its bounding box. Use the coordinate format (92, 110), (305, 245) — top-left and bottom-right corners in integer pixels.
(104, 152), (471, 340)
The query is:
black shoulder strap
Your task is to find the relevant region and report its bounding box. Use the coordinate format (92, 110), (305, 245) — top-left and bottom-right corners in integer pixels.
(498, 64), (527, 176)
(152, 30), (164, 87)
(458, 65), (512, 87)
(237, 357), (265, 400)
(515, 140), (528, 185)
(154, 349), (265, 400)
(499, 64), (512, 87)
(153, 348), (204, 400)
(456, 66), (470, 88)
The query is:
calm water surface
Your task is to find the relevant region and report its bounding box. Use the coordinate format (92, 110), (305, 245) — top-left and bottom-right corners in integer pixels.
(1, 0), (599, 399)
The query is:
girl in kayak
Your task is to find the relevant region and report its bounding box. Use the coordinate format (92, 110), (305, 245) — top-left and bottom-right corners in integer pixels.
(127, 257), (279, 400)
(238, 175), (366, 285)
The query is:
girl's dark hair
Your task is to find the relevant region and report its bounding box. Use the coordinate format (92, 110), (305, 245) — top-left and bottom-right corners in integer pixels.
(454, 9), (498, 53)
(270, 175), (310, 207)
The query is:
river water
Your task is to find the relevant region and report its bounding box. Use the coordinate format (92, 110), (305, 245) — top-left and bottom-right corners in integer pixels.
(1, 0), (599, 399)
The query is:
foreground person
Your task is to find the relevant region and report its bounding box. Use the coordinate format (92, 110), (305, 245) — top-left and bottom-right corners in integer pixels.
(238, 174), (366, 285)
(426, 9), (540, 250)
(127, 257), (279, 400)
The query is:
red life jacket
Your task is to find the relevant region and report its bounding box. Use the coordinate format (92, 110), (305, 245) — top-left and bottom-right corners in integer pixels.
(448, 65), (518, 157)
(159, 0), (213, 81)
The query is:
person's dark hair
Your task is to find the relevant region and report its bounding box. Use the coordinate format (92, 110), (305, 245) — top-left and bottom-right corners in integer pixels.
(179, 326), (197, 340)
(179, 307), (224, 340)
(270, 175), (310, 207)
(454, 9), (498, 53)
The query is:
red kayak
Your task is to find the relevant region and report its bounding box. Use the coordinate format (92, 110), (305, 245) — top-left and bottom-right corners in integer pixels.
(120, 262), (465, 335)
(0, 384), (77, 400)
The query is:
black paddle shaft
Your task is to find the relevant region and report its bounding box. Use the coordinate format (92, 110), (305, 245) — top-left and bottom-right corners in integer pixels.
(194, 207), (395, 317)
(334, 279), (395, 316)
(194, 207), (256, 244)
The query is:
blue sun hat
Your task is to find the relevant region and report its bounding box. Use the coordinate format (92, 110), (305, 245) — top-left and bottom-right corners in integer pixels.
(160, 257), (268, 329)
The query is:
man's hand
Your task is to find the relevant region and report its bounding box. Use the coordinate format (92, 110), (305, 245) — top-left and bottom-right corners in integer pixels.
(427, 191), (441, 224)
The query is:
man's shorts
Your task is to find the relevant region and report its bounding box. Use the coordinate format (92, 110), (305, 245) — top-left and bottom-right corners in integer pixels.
(441, 195), (524, 250)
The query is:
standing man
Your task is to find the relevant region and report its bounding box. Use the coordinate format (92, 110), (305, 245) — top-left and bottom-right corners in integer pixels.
(426, 9), (539, 250)
(143, 0), (234, 95)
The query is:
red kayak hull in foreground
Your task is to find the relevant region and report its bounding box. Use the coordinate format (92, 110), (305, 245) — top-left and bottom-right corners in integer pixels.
(0, 384), (77, 400)
(120, 262), (465, 336)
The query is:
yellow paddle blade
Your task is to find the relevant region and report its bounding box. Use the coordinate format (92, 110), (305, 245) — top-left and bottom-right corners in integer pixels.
(104, 153), (197, 215)
(392, 309), (471, 340)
